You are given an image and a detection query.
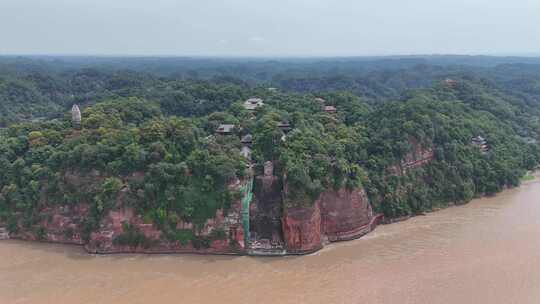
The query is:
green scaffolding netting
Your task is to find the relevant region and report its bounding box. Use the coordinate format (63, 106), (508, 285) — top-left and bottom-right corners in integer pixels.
(240, 177), (253, 246)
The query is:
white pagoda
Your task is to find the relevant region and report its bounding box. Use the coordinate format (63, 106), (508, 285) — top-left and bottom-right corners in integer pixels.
(71, 104), (81, 126)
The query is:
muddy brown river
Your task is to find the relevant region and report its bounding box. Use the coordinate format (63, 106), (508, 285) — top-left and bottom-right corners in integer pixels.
(2, 177), (540, 304)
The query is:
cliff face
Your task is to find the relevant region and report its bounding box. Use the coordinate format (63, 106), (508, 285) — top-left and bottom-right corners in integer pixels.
(3, 171), (379, 256)
(10, 204), (89, 245)
(282, 187), (378, 254)
(250, 171), (283, 246)
(8, 200), (246, 254)
(319, 187), (373, 242)
(282, 202), (323, 254)
(86, 201), (245, 254)
(5, 172), (247, 255)
(389, 138), (434, 175)
(86, 176), (247, 254)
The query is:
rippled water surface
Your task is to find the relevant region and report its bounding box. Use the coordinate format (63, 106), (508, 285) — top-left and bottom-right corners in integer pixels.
(2, 177), (540, 304)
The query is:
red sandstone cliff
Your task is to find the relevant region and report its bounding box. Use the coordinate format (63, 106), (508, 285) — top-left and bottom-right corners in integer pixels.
(85, 201), (245, 254)
(86, 176), (247, 254)
(282, 202), (323, 254)
(2, 169), (380, 256)
(282, 187), (377, 254)
(319, 187), (374, 242)
(5, 172), (247, 255)
(7, 200), (246, 254)
(9, 204), (89, 245)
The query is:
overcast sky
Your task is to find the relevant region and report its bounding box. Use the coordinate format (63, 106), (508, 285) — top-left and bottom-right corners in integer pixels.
(1, 0), (539, 56)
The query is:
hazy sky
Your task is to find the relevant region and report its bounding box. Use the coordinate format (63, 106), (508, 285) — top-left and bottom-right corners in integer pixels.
(1, 0), (539, 56)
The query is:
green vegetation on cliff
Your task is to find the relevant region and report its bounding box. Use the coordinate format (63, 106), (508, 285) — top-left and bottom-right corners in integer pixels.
(1, 57), (540, 240)
(0, 98), (246, 240)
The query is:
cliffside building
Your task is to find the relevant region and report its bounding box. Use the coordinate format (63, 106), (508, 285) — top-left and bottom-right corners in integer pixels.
(243, 98), (264, 111)
(324, 105), (337, 114)
(444, 78), (457, 88)
(216, 124), (235, 135)
(472, 136), (489, 154)
(314, 97), (326, 104)
(277, 121), (291, 133)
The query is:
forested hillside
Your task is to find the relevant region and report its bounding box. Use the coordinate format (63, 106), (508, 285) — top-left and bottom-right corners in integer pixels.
(2, 55), (540, 126)
(1, 56), (540, 249)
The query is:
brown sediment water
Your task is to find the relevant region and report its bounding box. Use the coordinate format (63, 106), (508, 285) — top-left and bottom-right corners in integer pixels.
(2, 177), (540, 304)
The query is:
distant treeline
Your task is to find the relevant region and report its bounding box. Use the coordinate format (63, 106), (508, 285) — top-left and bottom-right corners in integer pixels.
(2, 55), (540, 127)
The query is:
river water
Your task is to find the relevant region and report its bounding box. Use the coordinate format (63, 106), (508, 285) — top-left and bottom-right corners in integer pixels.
(2, 177), (540, 304)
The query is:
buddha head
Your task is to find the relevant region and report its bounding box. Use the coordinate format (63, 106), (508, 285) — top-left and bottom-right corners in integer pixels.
(263, 161), (274, 177)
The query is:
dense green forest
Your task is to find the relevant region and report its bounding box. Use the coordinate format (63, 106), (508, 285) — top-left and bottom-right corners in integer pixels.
(1, 56), (540, 240)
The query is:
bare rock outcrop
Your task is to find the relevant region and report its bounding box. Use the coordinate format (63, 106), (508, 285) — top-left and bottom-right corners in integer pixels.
(282, 186), (379, 254)
(319, 187), (374, 241)
(6, 172), (248, 255)
(85, 200), (245, 254)
(282, 202), (323, 254)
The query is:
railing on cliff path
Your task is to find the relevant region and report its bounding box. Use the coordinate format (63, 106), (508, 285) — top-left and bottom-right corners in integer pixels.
(240, 177), (254, 247)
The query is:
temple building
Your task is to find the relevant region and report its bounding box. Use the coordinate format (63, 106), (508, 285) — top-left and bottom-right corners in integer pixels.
(444, 78), (457, 88)
(314, 97), (326, 104)
(472, 136), (489, 154)
(324, 105), (337, 114)
(277, 121), (291, 133)
(243, 98), (264, 111)
(216, 124), (235, 135)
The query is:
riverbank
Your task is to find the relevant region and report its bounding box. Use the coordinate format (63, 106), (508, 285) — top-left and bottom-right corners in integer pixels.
(0, 213), (384, 257)
(382, 170), (540, 225)
(1, 172), (537, 256)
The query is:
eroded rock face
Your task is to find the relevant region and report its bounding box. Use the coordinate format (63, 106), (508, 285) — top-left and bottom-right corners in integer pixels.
(4, 169), (379, 255)
(9, 204), (88, 244)
(86, 198), (245, 254)
(282, 202), (323, 254)
(251, 163), (283, 240)
(319, 188), (373, 242)
(6, 173), (248, 255)
(282, 187), (378, 253)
